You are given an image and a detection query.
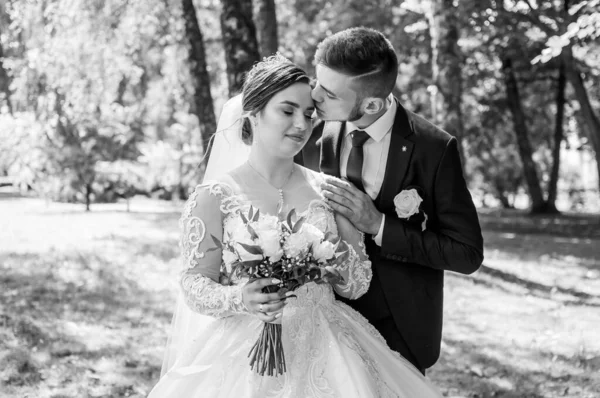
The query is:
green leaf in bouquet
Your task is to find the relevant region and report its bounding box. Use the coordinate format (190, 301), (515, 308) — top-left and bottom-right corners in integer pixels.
(291, 216), (306, 234)
(334, 250), (350, 266)
(238, 242), (264, 256)
(248, 206), (255, 221)
(240, 211), (249, 225)
(210, 234), (223, 249)
(206, 247), (219, 253)
(292, 267), (306, 279)
(307, 267), (321, 281)
(247, 224), (259, 240)
(286, 208), (296, 230)
(238, 259), (264, 268)
(252, 208), (261, 222)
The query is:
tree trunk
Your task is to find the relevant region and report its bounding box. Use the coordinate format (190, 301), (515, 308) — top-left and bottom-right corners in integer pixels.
(0, 38), (12, 114)
(85, 183), (92, 212)
(220, 0), (261, 96)
(115, 75), (128, 106)
(427, 0), (466, 166)
(182, 0), (217, 161)
(501, 56), (546, 212)
(545, 60), (566, 213)
(562, 48), (600, 193)
(254, 0), (278, 58)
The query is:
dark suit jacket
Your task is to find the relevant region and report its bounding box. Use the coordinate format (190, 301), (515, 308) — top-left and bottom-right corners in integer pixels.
(295, 98), (484, 369)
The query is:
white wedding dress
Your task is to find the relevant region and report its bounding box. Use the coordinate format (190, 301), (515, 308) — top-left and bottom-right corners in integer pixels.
(148, 165), (442, 398)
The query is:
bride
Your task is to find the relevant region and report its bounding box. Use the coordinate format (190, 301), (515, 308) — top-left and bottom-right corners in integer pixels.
(149, 55), (442, 397)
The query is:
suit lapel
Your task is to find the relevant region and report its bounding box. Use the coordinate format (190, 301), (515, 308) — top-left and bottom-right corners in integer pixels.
(319, 121), (344, 177)
(377, 100), (415, 211)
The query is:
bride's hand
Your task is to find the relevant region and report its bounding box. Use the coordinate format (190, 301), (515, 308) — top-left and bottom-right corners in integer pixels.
(242, 278), (288, 323)
(264, 311), (283, 324)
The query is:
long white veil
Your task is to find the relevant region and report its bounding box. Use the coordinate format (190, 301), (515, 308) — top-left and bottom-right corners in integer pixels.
(160, 94), (248, 376)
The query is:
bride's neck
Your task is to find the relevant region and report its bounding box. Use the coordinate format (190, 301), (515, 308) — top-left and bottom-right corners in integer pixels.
(247, 150), (294, 188)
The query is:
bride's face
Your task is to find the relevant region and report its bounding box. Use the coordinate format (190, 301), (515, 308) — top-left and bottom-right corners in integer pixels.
(254, 82), (314, 158)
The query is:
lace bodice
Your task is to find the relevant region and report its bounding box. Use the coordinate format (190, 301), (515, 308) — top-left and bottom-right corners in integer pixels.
(178, 166), (372, 318)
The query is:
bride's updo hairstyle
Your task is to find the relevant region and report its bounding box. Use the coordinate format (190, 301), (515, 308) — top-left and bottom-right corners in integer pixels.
(241, 54), (310, 144)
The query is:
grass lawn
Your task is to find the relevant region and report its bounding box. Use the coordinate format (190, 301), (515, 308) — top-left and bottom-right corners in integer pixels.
(1, 193), (599, 397)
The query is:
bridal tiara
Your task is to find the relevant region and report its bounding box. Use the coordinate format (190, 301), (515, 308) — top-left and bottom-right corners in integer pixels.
(246, 52), (294, 80)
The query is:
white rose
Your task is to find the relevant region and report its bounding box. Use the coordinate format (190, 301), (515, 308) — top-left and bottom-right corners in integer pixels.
(312, 240), (336, 264)
(222, 249), (238, 274)
(301, 223), (324, 247)
(222, 249), (238, 265)
(253, 214), (280, 235)
(284, 232), (310, 258)
(257, 229), (283, 262)
(394, 189), (423, 219)
(228, 215), (254, 244)
(236, 243), (263, 262)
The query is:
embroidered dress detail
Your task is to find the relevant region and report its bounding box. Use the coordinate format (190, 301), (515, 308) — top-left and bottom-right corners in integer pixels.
(149, 168), (442, 398)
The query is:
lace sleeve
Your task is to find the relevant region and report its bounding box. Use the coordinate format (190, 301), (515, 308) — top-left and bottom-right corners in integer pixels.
(179, 183), (247, 318)
(331, 213), (372, 300)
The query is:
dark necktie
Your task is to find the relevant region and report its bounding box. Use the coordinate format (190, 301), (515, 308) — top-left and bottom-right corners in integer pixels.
(346, 130), (370, 192)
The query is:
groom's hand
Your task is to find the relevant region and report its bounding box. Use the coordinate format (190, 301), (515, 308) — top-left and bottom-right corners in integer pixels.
(321, 176), (383, 235)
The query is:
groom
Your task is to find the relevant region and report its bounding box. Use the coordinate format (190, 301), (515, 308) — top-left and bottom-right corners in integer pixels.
(296, 27), (484, 373)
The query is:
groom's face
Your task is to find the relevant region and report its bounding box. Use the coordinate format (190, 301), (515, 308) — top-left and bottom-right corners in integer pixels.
(312, 65), (362, 122)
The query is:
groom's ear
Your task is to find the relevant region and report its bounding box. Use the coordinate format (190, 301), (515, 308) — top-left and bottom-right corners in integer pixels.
(362, 97), (386, 115)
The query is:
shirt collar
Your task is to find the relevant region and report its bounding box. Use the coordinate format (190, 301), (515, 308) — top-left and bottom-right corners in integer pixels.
(345, 95), (396, 143)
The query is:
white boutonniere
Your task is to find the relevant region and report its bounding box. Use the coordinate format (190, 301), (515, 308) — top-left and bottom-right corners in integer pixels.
(393, 187), (428, 231)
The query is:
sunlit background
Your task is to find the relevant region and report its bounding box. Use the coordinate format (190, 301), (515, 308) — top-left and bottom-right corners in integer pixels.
(0, 0), (599, 397)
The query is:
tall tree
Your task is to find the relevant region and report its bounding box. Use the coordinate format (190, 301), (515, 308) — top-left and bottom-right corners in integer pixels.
(510, 0), (600, 192)
(501, 55), (546, 212)
(563, 47), (600, 192)
(0, 1), (12, 114)
(546, 60), (567, 213)
(220, 0), (260, 95)
(254, 0), (278, 58)
(427, 0), (465, 164)
(182, 0), (217, 161)
(0, 38), (11, 113)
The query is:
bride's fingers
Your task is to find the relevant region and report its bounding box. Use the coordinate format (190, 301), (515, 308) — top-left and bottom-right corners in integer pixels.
(258, 300), (286, 313)
(260, 291), (287, 302)
(255, 311), (282, 323)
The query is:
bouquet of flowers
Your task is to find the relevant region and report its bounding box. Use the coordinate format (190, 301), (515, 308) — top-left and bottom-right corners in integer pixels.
(208, 206), (348, 376)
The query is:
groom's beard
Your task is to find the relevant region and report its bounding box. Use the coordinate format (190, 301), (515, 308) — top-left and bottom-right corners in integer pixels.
(347, 99), (364, 122)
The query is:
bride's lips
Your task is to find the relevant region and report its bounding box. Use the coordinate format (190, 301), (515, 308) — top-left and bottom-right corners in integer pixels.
(285, 133), (305, 142)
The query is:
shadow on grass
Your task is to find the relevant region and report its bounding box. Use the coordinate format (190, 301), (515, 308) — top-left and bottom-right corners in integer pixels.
(475, 265), (600, 307)
(479, 210), (600, 239)
(434, 338), (599, 398)
(0, 251), (170, 394)
(93, 233), (180, 263)
(1, 252), (173, 321)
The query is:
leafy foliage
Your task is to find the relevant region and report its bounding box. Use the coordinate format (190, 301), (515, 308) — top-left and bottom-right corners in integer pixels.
(0, 0), (597, 211)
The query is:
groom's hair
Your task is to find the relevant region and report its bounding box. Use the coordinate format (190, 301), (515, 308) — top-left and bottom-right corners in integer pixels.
(314, 27), (398, 100)
(241, 55), (309, 144)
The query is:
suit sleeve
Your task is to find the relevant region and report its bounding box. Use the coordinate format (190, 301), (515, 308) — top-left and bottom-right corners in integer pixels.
(379, 137), (484, 274)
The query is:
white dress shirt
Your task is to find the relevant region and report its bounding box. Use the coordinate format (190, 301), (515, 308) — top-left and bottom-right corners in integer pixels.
(340, 96), (397, 246)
